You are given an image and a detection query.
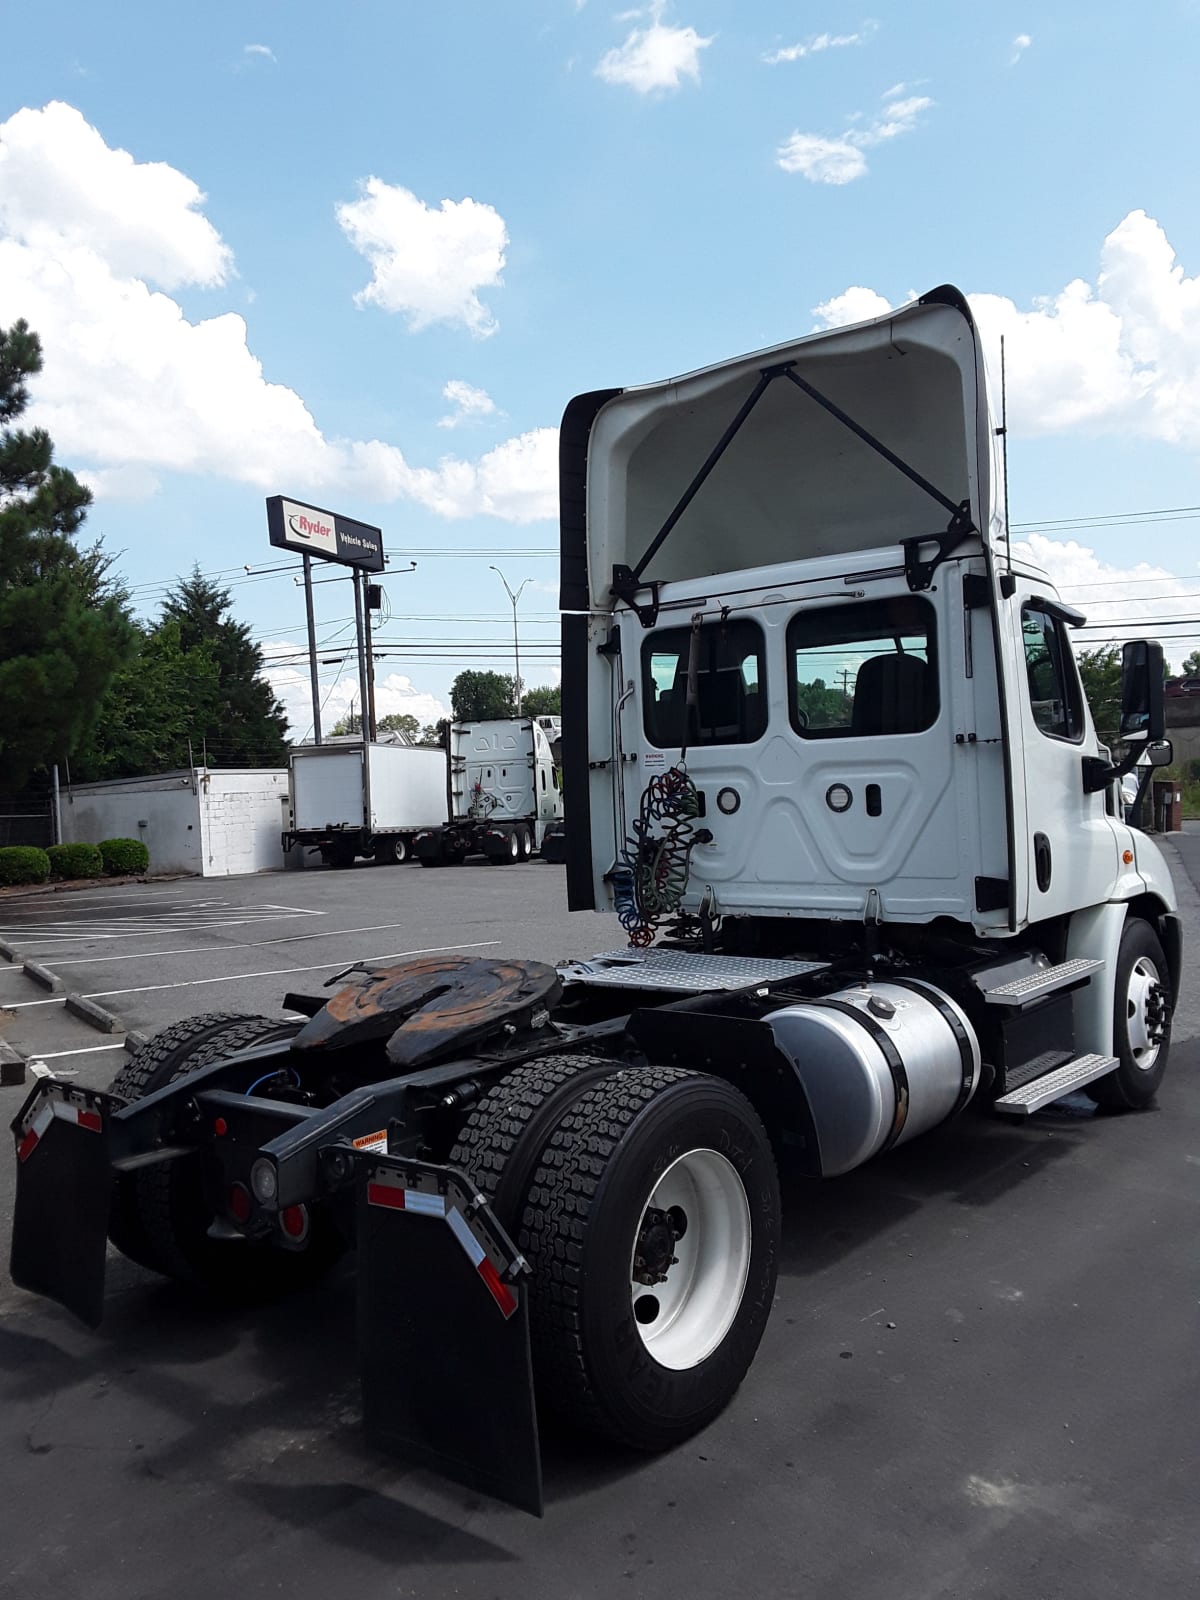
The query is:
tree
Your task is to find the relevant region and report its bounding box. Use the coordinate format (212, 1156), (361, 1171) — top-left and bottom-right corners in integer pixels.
(160, 567), (289, 764)
(378, 712), (420, 741)
(75, 621), (222, 780)
(330, 709), (362, 736)
(1076, 645), (1122, 744)
(419, 720), (448, 747)
(450, 669), (517, 721)
(0, 320), (134, 788)
(794, 677), (851, 730)
(521, 685), (561, 717)
(1182, 650), (1200, 676)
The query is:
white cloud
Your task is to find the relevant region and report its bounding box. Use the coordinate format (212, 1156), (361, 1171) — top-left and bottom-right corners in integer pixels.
(336, 178), (507, 337)
(777, 91), (933, 183)
(243, 44), (276, 62)
(763, 22), (878, 65)
(776, 135), (866, 185)
(438, 378), (498, 428)
(596, 5), (713, 94)
(0, 103), (556, 522)
(810, 208), (1200, 478)
(1011, 33), (1032, 65)
(76, 464), (162, 502)
(261, 649), (449, 742)
(811, 285), (895, 327)
(0, 101), (231, 289)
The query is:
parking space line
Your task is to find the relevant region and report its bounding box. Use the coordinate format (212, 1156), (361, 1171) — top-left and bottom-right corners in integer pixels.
(42, 920), (434, 967)
(27, 1043), (128, 1060)
(84, 940), (503, 1000)
(0, 996), (66, 1010)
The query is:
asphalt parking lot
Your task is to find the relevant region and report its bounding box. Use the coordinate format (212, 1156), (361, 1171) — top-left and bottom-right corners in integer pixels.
(1, 846), (1198, 1598)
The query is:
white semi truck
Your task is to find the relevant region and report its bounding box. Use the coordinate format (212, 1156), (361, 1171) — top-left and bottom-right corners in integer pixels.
(413, 717), (563, 865)
(282, 739), (447, 867)
(12, 286), (1181, 1518)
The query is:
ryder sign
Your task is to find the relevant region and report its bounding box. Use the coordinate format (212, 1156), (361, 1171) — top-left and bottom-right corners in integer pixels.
(265, 496), (385, 572)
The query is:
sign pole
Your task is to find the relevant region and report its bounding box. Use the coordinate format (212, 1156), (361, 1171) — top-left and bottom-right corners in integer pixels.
(363, 582), (378, 741)
(353, 568), (372, 831)
(303, 553), (322, 745)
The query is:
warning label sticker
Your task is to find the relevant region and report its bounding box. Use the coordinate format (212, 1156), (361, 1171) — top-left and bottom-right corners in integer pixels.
(642, 750), (667, 771)
(352, 1130), (388, 1154)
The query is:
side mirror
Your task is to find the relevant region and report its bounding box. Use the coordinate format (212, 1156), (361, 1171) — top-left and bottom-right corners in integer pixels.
(1118, 640), (1165, 743)
(1147, 738), (1173, 768)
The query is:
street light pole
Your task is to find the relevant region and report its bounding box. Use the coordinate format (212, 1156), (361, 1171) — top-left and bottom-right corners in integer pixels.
(490, 566), (531, 716)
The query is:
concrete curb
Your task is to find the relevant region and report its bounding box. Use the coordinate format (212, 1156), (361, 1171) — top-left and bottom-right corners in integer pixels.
(65, 993), (124, 1034)
(0, 1038), (24, 1087)
(23, 960), (64, 993)
(0, 938), (22, 963)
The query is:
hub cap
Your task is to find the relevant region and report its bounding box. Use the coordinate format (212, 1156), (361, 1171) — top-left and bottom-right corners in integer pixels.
(629, 1148), (751, 1371)
(1126, 956), (1166, 1071)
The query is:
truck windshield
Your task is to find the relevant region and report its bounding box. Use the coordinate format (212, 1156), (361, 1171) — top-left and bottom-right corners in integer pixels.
(642, 620), (768, 748)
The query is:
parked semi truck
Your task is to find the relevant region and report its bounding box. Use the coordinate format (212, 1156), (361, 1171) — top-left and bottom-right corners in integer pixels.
(282, 739), (446, 867)
(413, 717), (563, 865)
(11, 287), (1180, 1518)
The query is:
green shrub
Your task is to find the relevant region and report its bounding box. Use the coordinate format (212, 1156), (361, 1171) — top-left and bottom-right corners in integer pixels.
(0, 846), (52, 886)
(47, 842), (104, 880)
(98, 837), (150, 876)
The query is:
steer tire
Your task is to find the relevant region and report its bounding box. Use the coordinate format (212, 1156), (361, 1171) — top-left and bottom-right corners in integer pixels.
(518, 1066), (780, 1450)
(1086, 919), (1173, 1109)
(447, 1054), (622, 1230)
(107, 1013), (343, 1297)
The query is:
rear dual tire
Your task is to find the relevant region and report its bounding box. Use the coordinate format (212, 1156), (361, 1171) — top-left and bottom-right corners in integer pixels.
(108, 1014), (344, 1297)
(450, 1060), (779, 1450)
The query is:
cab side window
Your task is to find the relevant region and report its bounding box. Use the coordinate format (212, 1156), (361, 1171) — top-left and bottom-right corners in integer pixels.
(786, 597), (938, 739)
(1021, 606), (1084, 742)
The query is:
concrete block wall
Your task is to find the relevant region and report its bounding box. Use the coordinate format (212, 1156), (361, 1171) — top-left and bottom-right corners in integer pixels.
(198, 771), (288, 876)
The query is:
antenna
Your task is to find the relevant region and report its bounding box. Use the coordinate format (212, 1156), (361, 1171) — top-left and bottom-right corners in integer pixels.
(998, 335), (1013, 578)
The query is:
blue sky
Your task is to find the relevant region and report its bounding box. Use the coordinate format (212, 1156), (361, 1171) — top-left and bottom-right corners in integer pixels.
(2, 2), (1199, 735)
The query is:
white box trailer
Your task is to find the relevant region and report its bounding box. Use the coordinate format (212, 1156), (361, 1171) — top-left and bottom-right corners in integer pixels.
(284, 741), (447, 866)
(414, 718), (563, 866)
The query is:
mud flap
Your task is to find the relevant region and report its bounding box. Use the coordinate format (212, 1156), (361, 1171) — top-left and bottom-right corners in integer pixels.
(356, 1154), (543, 1516)
(9, 1082), (117, 1328)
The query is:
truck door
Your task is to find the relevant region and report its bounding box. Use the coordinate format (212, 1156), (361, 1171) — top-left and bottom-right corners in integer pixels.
(1009, 594), (1120, 923)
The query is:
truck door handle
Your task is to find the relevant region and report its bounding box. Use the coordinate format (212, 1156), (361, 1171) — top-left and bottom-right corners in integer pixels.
(1033, 832), (1052, 893)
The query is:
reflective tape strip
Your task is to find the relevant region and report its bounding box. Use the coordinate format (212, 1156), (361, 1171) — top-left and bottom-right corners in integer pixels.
(403, 1189), (446, 1218)
(52, 1102), (102, 1133)
(446, 1204), (485, 1267)
(367, 1181), (406, 1211)
(478, 1256), (518, 1320)
(17, 1102), (54, 1164)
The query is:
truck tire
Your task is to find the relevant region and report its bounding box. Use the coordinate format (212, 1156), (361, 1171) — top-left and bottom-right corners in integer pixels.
(374, 835), (408, 865)
(322, 840), (357, 870)
(447, 1054), (623, 1229)
(108, 1013), (344, 1296)
(1086, 918), (1172, 1109)
(516, 825), (533, 861)
(519, 1066), (780, 1450)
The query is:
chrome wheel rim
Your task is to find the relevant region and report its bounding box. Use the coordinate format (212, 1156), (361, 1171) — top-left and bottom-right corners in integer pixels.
(1126, 955), (1163, 1071)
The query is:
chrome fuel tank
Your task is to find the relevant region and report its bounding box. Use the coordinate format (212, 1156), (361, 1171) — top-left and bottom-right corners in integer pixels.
(765, 980), (980, 1176)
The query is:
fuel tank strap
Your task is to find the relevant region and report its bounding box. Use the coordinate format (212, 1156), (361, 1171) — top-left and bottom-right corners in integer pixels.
(805, 999), (910, 1152)
(883, 977), (978, 1117)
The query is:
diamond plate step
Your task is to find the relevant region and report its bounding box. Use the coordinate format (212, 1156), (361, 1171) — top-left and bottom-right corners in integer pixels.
(981, 957), (1103, 1006)
(993, 1052), (1118, 1114)
(558, 949), (828, 994)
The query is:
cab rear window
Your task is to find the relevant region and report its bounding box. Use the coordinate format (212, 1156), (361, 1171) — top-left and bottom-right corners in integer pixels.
(642, 620), (767, 748)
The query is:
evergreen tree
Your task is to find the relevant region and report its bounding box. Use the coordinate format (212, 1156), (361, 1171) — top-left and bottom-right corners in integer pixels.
(0, 320), (134, 787)
(160, 567), (289, 763)
(75, 621), (222, 780)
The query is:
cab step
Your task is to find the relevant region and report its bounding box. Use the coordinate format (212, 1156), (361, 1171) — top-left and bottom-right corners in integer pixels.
(992, 1052), (1118, 1115)
(981, 957), (1103, 1007)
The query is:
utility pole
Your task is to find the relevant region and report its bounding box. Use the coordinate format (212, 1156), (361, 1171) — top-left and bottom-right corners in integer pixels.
(302, 553), (322, 743)
(490, 566), (532, 716)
